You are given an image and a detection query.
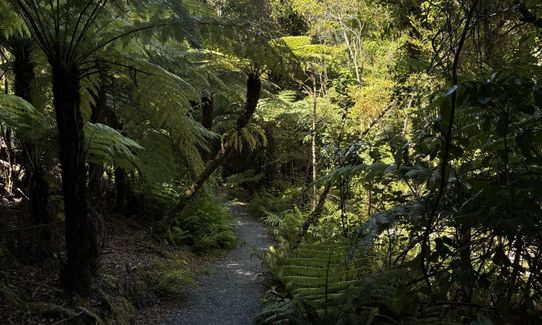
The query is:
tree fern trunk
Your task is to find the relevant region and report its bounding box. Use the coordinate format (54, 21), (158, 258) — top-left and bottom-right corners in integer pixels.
(201, 90), (214, 130)
(12, 39), (51, 242)
(103, 103), (132, 215)
(114, 167), (129, 214)
(52, 63), (98, 294)
(200, 91), (215, 161)
(13, 40), (33, 101)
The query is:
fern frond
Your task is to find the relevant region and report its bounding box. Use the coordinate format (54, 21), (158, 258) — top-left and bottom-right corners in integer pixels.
(277, 241), (368, 308)
(0, 94), (143, 171)
(0, 0), (29, 39)
(0, 94), (55, 144)
(85, 122), (143, 170)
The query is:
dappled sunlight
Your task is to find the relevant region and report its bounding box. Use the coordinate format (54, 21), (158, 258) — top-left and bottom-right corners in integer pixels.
(224, 262), (258, 278)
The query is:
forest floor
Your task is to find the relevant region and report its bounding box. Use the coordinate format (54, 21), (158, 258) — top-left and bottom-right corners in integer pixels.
(0, 207), (207, 324)
(0, 200), (271, 324)
(155, 201), (272, 325)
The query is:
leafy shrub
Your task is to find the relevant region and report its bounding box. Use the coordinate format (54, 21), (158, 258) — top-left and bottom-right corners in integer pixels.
(167, 195), (236, 251)
(249, 188), (302, 218)
(224, 169), (264, 195)
(262, 207), (305, 243)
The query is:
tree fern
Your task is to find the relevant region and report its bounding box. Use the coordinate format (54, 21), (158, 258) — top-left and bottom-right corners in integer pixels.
(223, 122), (267, 152)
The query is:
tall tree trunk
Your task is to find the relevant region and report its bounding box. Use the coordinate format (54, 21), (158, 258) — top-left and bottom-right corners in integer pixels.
(103, 101), (131, 216)
(114, 167), (129, 214)
(340, 26), (361, 85)
(172, 72), (262, 215)
(296, 100), (396, 240)
(200, 91), (215, 161)
(13, 40), (33, 101)
(201, 90), (214, 130)
(12, 39), (51, 241)
(52, 63), (98, 294)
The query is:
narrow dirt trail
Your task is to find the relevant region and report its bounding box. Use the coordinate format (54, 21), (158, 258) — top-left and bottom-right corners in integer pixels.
(163, 201), (271, 325)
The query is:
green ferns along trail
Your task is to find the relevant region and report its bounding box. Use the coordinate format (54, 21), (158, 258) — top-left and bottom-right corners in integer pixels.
(163, 201), (272, 325)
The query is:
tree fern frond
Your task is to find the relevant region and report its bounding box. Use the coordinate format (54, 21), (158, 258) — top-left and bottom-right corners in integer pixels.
(85, 122), (143, 170)
(0, 0), (29, 39)
(0, 94), (143, 171)
(0, 94), (55, 143)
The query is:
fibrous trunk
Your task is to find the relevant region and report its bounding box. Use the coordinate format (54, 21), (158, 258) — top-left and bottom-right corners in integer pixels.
(13, 40), (34, 101)
(52, 63), (98, 294)
(114, 167), (129, 214)
(200, 91), (216, 161)
(12, 39), (51, 241)
(104, 103), (131, 215)
(201, 91), (214, 130)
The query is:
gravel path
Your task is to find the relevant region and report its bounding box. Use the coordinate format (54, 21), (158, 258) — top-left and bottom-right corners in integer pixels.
(163, 201), (271, 325)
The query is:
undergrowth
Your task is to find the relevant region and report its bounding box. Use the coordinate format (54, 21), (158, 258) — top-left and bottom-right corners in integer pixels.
(248, 188), (302, 219)
(167, 194), (236, 252)
(247, 189), (306, 244)
(256, 240), (488, 325)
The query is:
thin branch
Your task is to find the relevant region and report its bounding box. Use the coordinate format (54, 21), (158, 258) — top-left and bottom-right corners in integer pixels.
(420, 0), (478, 295)
(70, 0), (109, 62)
(67, 0), (102, 61)
(12, 0), (52, 57)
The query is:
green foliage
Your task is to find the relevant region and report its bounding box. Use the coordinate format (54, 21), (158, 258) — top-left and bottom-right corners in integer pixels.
(262, 207), (304, 244)
(257, 297), (318, 325)
(0, 0), (28, 38)
(167, 195), (236, 251)
(247, 189), (307, 244)
(0, 94), (143, 170)
(249, 1), (542, 324)
(225, 169), (264, 191)
(257, 241), (370, 324)
(156, 270), (194, 296)
(223, 122), (268, 152)
(249, 189), (300, 219)
(2, 0), (542, 322)
(153, 257), (196, 297)
(0, 94), (55, 145)
(85, 122), (143, 170)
